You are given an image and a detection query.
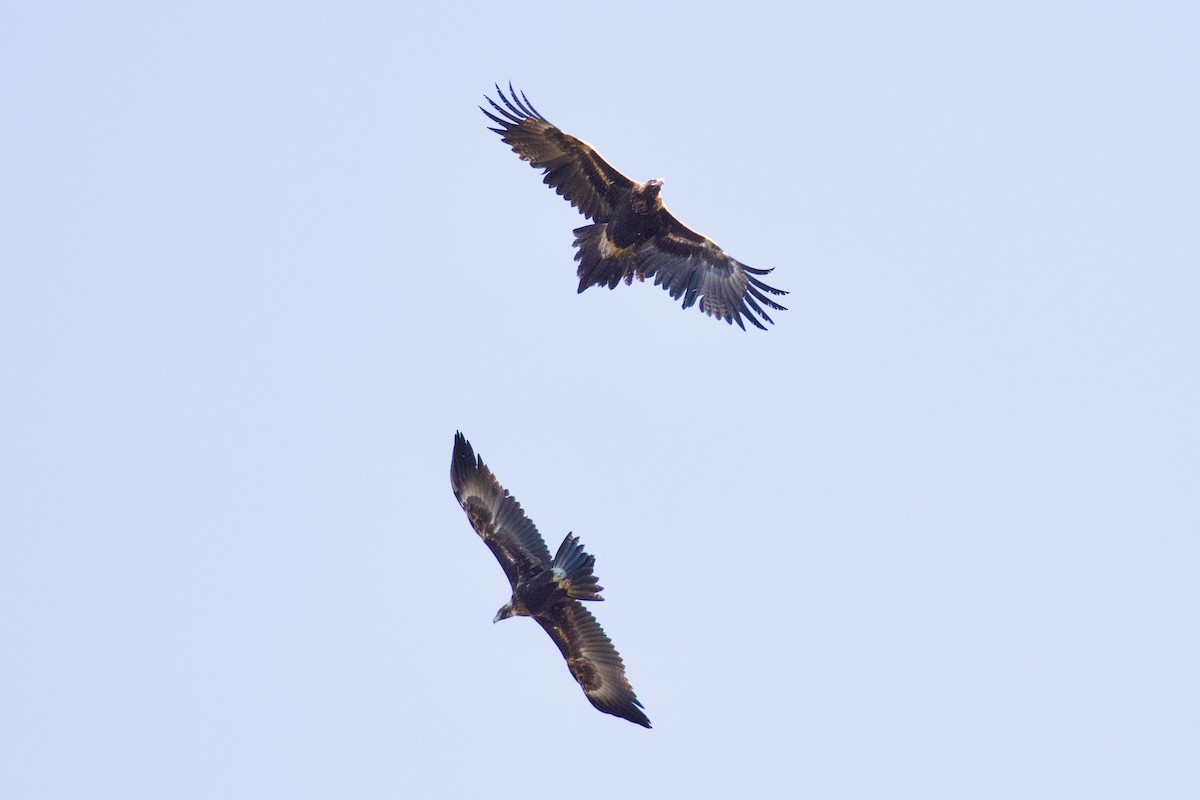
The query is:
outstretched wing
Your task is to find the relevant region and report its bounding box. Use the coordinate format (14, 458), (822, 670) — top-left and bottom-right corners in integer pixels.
(535, 600), (650, 728)
(450, 432), (553, 589)
(639, 211), (789, 331)
(482, 83), (634, 222)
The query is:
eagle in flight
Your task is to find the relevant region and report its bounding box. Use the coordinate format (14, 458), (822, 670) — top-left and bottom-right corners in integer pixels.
(482, 83), (788, 330)
(450, 432), (650, 728)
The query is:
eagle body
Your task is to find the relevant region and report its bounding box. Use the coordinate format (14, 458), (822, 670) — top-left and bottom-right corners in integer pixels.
(450, 432), (650, 728)
(495, 564), (564, 622)
(605, 180), (665, 250)
(483, 84), (787, 330)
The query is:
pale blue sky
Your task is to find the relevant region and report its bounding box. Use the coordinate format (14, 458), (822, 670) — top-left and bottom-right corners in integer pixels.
(2, 2), (1198, 798)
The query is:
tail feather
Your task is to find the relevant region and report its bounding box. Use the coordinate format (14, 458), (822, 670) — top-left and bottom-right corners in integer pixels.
(573, 223), (637, 292)
(552, 533), (604, 601)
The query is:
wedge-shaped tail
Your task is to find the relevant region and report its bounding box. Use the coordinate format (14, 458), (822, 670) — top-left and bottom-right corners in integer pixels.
(573, 223), (638, 291)
(552, 533), (604, 601)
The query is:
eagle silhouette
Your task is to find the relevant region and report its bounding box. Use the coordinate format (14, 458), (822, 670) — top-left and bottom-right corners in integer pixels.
(482, 83), (788, 330)
(450, 432), (650, 728)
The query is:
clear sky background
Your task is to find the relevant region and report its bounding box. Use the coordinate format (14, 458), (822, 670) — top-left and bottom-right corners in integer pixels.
(2, 2), (1197, 798)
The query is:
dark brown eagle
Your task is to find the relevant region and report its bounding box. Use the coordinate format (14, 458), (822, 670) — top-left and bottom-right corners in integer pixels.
(482, 83), (788, 330)
(450, 432), (650, 728)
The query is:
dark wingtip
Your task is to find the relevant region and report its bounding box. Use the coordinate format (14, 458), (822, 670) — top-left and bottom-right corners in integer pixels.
(482, 81), (545, 125)
(450, 431), (482, 492)
(625, 703), (652, 728)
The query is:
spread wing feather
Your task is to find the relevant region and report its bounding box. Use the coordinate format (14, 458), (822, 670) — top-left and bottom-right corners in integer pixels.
(573, 214), (788, 330)
(482, 83), (634, 222)
(536, 601), (650, 728)
(642, 212), (788, 330)
(450, 432), (552, 588)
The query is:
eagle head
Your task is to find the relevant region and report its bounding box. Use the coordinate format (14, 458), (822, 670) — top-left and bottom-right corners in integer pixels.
(645, 178), (663, 195)
(493, 602), (516, 623)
